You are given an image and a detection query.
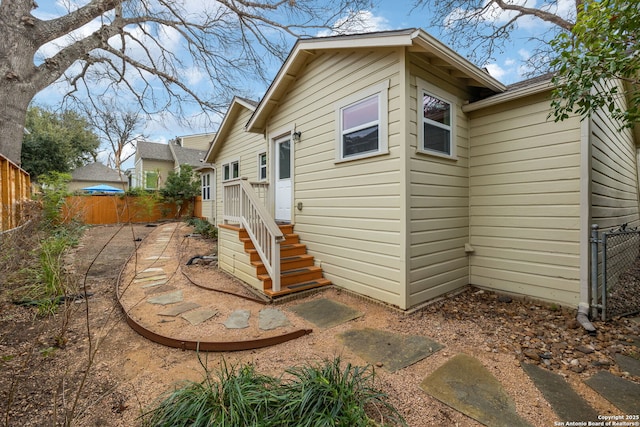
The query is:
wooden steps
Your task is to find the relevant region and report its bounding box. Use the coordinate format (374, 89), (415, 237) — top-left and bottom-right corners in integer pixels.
(236, 224), (331, 297)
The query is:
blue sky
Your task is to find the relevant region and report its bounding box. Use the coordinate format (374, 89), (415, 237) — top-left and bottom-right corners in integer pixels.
(32, 0), (562, 167)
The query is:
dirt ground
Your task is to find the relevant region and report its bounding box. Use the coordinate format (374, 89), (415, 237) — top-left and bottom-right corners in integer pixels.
(1, 223), (639, 427)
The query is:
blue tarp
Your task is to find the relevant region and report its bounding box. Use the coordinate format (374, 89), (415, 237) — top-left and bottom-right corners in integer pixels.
(82, 184), (125, 194)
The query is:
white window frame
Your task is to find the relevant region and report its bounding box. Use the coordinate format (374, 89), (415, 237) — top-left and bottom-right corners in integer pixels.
(416, 77), (457, 160)
(201, 172), (212, 200)
(257, 152), (267, 181)
(144, 170), (159, 190)
(335, 80), (389, 162)
(222, 159), (239, 181)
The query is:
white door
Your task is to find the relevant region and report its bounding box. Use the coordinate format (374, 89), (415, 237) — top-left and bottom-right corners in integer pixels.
(274, 135), (292, 222)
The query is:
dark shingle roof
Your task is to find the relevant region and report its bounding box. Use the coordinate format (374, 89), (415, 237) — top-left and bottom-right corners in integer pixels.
(170, 143), (209, 167)
(71, 163), (125, 183)
(137, 141), (174, 161)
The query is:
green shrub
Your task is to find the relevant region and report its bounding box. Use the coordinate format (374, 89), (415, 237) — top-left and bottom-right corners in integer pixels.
(186, 217), (218, 239)
(141, 357), (406, 427)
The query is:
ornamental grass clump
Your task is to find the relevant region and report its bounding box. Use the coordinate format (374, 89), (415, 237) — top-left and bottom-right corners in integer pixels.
(141, 357), (406, 427)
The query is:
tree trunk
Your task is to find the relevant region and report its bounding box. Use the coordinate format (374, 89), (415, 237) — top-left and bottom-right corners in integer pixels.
(0, 85), (34, 166)
(0, 1), (43, 166)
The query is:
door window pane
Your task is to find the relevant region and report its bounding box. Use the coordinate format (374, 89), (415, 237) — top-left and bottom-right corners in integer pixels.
(278, 140), (290, 180)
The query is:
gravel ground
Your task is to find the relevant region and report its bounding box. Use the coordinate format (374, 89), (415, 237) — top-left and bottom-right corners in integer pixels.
(1, 223), (639, 426)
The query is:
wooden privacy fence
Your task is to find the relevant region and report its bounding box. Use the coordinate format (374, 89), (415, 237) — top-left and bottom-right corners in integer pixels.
(64, 195), (203, 225)
(0, 154), (31, 232)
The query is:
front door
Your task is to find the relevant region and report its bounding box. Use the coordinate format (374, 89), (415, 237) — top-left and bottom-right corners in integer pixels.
(274, 135), (292, 222)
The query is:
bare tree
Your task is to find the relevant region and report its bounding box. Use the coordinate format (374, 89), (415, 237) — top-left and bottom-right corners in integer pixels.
(412, 0), (578, 73)
(0, 0), (369, 165)
(84, 100), (145, 172)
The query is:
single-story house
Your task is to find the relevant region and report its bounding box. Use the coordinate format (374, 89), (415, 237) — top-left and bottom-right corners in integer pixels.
(69, 162), (127, 193)
(205, 28), (640, 311)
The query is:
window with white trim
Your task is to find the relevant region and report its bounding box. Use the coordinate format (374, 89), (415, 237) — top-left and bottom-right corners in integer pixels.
(201, 172), (212, 200)
(335, 81), (389, 161)
(144, 171), (158, 190)
(417, 79), (456, 158)
(258, 152), (267, 181)
(222, 160), (239, 181)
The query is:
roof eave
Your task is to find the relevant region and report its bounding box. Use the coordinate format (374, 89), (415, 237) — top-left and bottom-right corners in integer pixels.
(205, 97), (257, 162)
(411, 29), (506, 93)
(462, 78), (554, 113)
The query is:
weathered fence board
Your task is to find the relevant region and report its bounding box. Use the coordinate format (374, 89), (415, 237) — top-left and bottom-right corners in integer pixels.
(0, 154), (31, 232)
(63, 195), (200, 225)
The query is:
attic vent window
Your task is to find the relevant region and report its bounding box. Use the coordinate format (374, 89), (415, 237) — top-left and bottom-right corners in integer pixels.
(335, 80), (389, 162)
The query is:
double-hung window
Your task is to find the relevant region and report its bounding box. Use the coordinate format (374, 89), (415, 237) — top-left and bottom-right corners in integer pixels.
(258, 152), (267, 181)
(201, 172), (212, 200)
(336, 80), (389, 161)
(417, 78), (456, 158)
(222, 160), (239, 181)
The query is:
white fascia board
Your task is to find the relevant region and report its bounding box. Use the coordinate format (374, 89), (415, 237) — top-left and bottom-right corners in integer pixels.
(411, 29), (506, 93)
(205, 97), (256, 162)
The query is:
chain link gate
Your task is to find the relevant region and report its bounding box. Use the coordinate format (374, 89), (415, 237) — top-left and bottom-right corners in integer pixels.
(590, 224), (640, 320)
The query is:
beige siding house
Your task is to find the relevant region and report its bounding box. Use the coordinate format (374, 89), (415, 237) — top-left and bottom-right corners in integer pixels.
(206, 29), (640, 311)
(134, 136), (215, 221)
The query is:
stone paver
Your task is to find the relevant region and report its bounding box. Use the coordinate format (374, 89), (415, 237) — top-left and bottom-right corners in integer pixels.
(420, 353), (531, 427)
(159, 302), (201, 316)
(585, 370), (640, 414)
(521, 362), (598, 422)
(182, 308), (219, 325)
(224, 309), (251, 329)
(141, 280), (169, 288)
(289, 298), (362, 329)
(615, 353), (640, 377)
(144, 285), (176, 295)
(259, 308), (290, 330)
(134, 275), (167, 283)
(147, 290), (183, 305)
(338, 328), (443, 372)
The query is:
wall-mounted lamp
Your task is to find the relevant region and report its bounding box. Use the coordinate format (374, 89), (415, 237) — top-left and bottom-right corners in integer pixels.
(292, 130), (302, 143)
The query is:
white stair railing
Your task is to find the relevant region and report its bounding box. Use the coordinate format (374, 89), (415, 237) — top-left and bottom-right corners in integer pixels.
(223, 178), (284, 292)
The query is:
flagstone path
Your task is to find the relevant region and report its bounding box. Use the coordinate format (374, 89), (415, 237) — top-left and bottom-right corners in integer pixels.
(118, 222), (640, 426)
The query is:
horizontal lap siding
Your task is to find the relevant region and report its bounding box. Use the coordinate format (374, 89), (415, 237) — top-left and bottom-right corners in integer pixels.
(408, 55), (474, 307)
(218, 226), (261, 290)
(214, 108), (266, 225)
(268, 49), (405, 307)
(590, 80), (640, 230)
(468, 92), (583, 306)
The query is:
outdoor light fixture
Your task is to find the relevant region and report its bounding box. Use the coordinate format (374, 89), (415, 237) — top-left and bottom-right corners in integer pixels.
(292, 130), (302, 142)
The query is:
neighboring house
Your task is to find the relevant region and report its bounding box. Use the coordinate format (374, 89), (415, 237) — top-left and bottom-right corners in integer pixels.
(133, 141), (174, 191)
(134, 136), (215, 222)
(69, 162), (127, 193)
(206, 29), (640, 311)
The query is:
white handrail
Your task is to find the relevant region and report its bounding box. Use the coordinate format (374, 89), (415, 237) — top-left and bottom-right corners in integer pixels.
(223, 178), (284, 292)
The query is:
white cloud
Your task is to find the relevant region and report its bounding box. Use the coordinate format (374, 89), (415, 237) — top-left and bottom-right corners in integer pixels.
(317, 10), (392, 37)
(484, 63), (507, 80)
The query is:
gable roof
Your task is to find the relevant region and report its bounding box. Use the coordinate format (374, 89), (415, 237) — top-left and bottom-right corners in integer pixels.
(247, 28), (507, 132)
(136, 141), (173, 162)
(169, 142), (209, 168)
(204, 96), (258, 162)
(71, 162), (125, 183)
